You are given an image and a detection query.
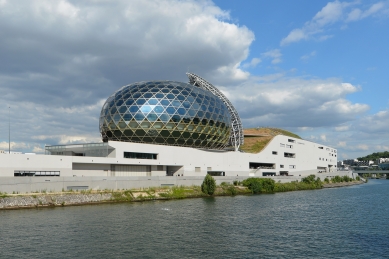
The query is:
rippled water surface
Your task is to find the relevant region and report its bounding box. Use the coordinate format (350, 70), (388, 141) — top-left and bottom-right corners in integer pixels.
(1, 180), (389, 258)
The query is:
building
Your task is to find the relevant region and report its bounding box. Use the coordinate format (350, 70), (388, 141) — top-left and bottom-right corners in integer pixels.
(0, 73), (337, 178)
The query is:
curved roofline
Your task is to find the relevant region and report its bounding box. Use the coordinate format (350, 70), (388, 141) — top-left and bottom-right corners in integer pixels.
(186, 72), (244, 151)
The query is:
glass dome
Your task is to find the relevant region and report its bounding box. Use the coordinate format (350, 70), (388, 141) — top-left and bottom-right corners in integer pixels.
(99, 81), (231, 149)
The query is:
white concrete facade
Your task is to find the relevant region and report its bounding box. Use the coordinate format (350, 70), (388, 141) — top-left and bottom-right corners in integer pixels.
(0, 135), (337, 178)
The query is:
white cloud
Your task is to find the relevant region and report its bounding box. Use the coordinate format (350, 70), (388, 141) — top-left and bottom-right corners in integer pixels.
(337, 141), (347, 147)
(300, 51), (317, 61)
(0, 0), (255, 152)
(335, 125), (350, 131)
(242, 57), (261, 68)
(222, 76), (369, 128)
(320, 134), (327, 142)
(281, 1), (387, 45)
(262, 49), (282, 64)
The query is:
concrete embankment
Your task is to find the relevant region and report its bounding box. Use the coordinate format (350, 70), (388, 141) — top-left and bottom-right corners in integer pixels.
(0, 193), (114, 209)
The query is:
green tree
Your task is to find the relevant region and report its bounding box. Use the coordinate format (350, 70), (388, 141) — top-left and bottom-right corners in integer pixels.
(201, 174), (216, 195)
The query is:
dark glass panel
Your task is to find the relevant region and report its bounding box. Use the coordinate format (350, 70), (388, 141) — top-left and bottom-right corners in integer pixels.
(177, 95), (185, 101)
(182, 117), (190, 123)
(207, 106), (214, 112)
(116, 99), (124, 106)
(172, 131), (181, 138)
(143, 93), (153, 98)
(177, 108), (186, 115)
(204, 95), (210, 100)
(171, 115), (181, 122)
(172, 89), (179, 94)
(159, 114), (169, 122)
(136, 99), (146, 105)
(182, 132), (190, 138)
(203, 99), (209, 105)
(201, 119), (207, 125)
(171, 100), (181, 107)
(110, 106), (117, 114)
(133, 93), (141, 98)
(197, 111), (204, 117)
(151, 88), (159, 93)
(119, 106), (127, 113)
(155, 93), (164, 99)
(166, 138), (175, 144)
(123, 114), (132, 121)
(147, 113), (158, 121)
(182, 101), (191, 108)
(177, 139), (185, 145)
(129, 106), (139, 113)
(181, 90), (188, 96)
(160, 99), (170, 106)
(167, 94), (175, 99)
(162, 88), (169, 93)
(192, 102), (200, 110)
(135, 129), (146, 136)
(155, 137), (165, 143)
(125, 99), (134, 105)
(201, 105), (207, 111)
(160, 130), (170, 137)
(166, 107), (176, 114)
(188, 109), (196, 116)
(186, 139), (194, 145)
(148, 98), (158, 105)
(134, 113), (145, 121)
(193, 118), (200, 124)
(143, 137), (153, 142)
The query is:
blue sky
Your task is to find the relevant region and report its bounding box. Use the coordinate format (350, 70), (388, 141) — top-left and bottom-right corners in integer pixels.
(0, 0), (388, 160)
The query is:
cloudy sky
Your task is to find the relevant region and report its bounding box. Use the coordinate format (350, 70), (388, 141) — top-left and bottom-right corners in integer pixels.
(0, 0), (388, 160)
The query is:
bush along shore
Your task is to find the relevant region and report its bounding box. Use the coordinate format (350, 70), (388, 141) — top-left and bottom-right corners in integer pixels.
(0, 175), (364, 210)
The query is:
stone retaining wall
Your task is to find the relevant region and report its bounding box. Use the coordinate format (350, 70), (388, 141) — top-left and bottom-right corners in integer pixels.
(0, 193), (113, 209)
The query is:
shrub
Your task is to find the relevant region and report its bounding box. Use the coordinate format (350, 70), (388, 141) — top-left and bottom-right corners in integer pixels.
(242, 178), (275, 194)
(324, 177), (330, 183)
(201, 174), (216, 195)
(227, 186), (237, 196)
(356, 176), (361, 181)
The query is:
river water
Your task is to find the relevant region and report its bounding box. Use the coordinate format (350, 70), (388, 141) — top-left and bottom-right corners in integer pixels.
(1, 179), (389, 258)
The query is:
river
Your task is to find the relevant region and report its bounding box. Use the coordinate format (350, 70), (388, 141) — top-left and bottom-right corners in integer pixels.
(1, 179), (388, 258)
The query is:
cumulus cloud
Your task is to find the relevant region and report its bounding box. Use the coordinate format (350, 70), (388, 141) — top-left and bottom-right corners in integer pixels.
(281, 1), (388, 45)
(0, 0), (255, 152)
(222, 77), (368, 128)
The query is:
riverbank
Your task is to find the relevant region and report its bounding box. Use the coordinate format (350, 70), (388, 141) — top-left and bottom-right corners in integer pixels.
(323, 181), (365, 188)
(0, 179), (365, 210)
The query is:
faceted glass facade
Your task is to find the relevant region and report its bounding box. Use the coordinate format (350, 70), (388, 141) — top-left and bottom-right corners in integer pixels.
(99, 81), (231, 149)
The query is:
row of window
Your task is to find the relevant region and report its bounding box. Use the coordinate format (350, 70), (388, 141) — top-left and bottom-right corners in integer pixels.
(124, 152), (158, 160)
(280, 143), (293, 148)
(14, 171), (60, 177)
(279, 165), (296, 169)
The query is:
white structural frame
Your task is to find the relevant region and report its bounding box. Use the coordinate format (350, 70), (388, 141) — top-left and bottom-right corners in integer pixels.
(186, 72), (244, 151)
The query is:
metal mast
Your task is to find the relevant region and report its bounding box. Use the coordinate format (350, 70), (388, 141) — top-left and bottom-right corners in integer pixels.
(186, 73), (244, 151)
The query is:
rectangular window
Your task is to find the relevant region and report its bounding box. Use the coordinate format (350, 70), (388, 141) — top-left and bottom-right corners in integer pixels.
(289, 165), (296, 169)
(318, 147), (323, 149)
(157, 165), (164, 171)
(195, 167), (201, 172)
(280, 165), (284, 168)
(280, 143), (285, 147)
(284, 152), (295, 158)
(272, 151), (278, 155)
(288, 139), (295, 143)
(124, 152), (157, 160)
(286, 144), (293, 149)
(207, 167), (212, 171)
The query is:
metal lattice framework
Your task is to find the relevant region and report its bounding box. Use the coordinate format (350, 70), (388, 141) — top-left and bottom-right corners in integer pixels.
(186, 72), (244, 151)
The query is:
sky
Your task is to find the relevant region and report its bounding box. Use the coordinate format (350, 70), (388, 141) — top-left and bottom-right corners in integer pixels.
(0, 0), (388, 160)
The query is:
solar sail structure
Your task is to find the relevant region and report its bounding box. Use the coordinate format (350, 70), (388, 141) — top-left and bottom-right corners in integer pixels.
(186, 72), (244, 151)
